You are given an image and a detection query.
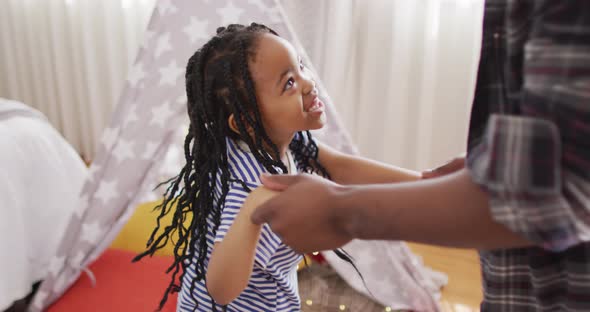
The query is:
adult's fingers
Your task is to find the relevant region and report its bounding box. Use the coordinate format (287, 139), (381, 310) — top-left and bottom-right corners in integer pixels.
(260, 173), (304, 191)
(250, 197), (277, 225)
(422, 157), (465, 179)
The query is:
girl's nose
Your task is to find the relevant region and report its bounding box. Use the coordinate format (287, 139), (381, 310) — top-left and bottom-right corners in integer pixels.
(302, 76), (316, 96)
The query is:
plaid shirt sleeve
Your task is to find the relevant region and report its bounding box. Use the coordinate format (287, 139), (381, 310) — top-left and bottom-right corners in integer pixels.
(467, 114), (580, 251)
(466, 1), (590, 252)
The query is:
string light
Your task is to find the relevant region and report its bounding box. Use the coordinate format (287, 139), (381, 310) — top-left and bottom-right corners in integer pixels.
(304, 297), (392, 311)
(312, 252), (319, 256)
(303, 262), (395, 311)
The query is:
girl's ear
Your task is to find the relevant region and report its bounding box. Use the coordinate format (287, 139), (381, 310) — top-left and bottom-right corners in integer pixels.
(228, 113), (257, 138)
(227, 114), (240, 135)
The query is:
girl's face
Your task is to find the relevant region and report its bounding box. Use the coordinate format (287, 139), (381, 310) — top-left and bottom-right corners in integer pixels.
(246, 34), (326, 144)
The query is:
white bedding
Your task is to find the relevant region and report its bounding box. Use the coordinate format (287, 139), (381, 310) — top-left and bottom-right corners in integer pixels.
(0, 99), (87, 310)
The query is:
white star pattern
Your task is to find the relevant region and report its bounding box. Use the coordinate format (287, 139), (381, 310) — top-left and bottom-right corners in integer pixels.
(183, 17), (209, 44)
(247, 0), (267, 11)
(87, 163), (100, 179)
(142, 141), (159, 159)
(31, 291), (48, 309)
(155, 32), (172, 59)
(128, 63), (146, 87)
(123, 104), (139, 128)
(141, 30), (155, 49)
(157, 0), (178, 15)
(81, 221), (103, 244)
(267, 5), (282, 24)
(150, 101), (176, 128)
(70, 251), (86, 268)
(176, 94), (187, 105)
(159, 60), (183, 86)
(112, 139), (136, 163)
(100, 127), (119, 151)
(53, 274), (68, 294)
(138, 190), (158, 204)
(74, 194), (89, 217)
(48, 256), (65, 276)
(95, 180), (118, 205)
(217, 1), (244, 26)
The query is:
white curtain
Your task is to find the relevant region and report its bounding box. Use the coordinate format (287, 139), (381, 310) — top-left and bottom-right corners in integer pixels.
(0, 0), (484, 169)
(283, 0), (484, 170)
(0, 0), (156, 159)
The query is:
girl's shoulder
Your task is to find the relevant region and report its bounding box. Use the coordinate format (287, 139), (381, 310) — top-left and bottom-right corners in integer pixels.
(225, 137), (266, 185)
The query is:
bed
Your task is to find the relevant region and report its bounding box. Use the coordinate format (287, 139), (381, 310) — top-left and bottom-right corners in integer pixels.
(0, 99), (88, 311)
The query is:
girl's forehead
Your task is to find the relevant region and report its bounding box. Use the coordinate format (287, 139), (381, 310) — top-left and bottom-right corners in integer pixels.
(250, 34), (298, 84)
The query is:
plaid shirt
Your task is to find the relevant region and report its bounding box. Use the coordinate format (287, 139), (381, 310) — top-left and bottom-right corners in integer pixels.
(466, 1), (590, 311)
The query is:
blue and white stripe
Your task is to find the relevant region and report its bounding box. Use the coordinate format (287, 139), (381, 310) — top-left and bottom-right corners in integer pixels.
(177, 137), (303, 312)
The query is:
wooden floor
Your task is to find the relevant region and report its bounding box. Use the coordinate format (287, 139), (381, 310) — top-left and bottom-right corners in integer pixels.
(407, 243), (482, 312)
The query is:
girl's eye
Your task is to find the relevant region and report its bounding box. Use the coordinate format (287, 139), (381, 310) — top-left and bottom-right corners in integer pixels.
(284, 78), (295, 91)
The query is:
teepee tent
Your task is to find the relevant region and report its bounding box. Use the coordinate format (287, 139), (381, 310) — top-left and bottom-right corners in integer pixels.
(30, 0), (445, 311)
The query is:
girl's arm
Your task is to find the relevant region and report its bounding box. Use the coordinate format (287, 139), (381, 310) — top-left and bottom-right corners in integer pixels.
(206, 187), (278, 305)
(317, 142), (420, 185)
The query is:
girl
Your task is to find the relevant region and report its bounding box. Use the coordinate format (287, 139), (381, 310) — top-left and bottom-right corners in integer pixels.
(135, 23), (418, 312)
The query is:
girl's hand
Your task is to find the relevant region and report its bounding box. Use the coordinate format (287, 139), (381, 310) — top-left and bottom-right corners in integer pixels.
(252, 173), (353, 254)
(244, 187), (280, 215)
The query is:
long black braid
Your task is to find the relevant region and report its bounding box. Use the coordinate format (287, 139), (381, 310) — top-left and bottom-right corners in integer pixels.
(133, 23), (361, 311)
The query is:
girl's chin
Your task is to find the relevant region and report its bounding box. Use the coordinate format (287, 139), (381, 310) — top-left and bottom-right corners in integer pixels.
(304, 119), (327, 131)
(315, 115), (328, 128)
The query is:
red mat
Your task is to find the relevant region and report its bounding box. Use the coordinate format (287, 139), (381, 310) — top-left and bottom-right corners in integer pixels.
(47, 249), (178, 312)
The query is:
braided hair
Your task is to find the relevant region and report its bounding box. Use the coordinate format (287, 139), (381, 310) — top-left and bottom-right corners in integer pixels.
(134, 23), (359, 311)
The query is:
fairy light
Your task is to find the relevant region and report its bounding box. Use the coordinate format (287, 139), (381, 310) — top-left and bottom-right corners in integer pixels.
(303, 297), (392, 311)
(304, 258), (397, 312)
(312, 252), (319, 256)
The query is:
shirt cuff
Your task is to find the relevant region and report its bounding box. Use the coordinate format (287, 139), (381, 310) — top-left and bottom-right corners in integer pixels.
(467, 114), (578, 251)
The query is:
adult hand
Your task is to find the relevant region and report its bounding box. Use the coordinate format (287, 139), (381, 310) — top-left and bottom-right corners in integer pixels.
(250, 173), (353, 253)
(422, 155), (465, 179)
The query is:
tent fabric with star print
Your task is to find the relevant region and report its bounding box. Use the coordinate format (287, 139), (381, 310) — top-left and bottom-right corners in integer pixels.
(29, 0), (447, 311)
